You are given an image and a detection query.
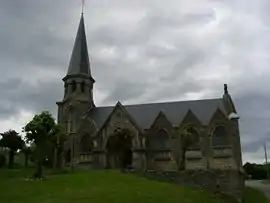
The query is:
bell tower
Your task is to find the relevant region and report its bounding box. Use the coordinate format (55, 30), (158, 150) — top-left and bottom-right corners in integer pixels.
(56, 13), (95, 127)
(62, 13), (95, 105)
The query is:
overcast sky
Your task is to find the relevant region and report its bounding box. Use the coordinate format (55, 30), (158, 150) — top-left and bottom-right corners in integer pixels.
(0, 0), (269, 164)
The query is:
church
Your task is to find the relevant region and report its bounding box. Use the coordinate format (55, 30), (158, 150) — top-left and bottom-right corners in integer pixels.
(56, 14), (243, 174)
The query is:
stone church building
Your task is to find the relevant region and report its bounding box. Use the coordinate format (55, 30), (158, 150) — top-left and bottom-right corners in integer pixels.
(56, 14), (243, 176)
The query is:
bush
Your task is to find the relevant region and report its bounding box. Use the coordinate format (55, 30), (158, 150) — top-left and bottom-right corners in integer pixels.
(0, 154), (6, 168)
(243, 162), (269, 180)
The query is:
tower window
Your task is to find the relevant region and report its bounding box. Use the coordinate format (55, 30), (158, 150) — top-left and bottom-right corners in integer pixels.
(72, 81), (76, 92)
(64, 83), (68, 95)
(81, 81), (85, 92)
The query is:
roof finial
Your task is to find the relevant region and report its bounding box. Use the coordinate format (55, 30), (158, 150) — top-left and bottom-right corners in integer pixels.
(81, 0), (85, 15)
(224, 84), (228, 94)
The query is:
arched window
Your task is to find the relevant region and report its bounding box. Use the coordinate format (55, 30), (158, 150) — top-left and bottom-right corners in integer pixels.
(212, 126), (229, 147)
(81, 81), (85, 92)
(185, 127), (200, 150)
(72, 81), (76, 92)
(150, 129), (170, 149)
(81, 134), (93, 152)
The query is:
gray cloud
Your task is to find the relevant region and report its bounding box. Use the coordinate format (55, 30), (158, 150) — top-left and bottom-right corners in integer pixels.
(0, 77), (62, 118)
(0, 0), (269, 163)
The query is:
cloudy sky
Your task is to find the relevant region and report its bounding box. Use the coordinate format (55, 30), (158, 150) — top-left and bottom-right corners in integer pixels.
(0, 0), (269, 163)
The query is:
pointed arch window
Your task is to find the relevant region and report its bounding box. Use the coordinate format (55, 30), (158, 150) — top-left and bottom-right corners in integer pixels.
(81, 134), (93, 152)
(149, 128), (170, 150)
(184, 127), (200, 150)
(212, 126), (230, 147)
(81, 81), (85, 92)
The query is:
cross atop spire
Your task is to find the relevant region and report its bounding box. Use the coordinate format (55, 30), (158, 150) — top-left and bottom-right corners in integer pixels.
(81, 0), (85, 15)
(224, 84), (228, 94)
(65, 14), (94, 82)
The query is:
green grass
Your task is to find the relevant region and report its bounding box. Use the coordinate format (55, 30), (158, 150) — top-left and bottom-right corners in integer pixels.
(0, 169), (233, 203)
(0, 169), (268, 203)
(243, 187), (269, 203)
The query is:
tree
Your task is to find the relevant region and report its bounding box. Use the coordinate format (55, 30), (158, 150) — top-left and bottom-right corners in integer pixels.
(0, 153), (6, 168)
(23, 111), (60, 179)
(21, 145), (32, 168)
(50, 124), (65, 169)
(243, 162), (269, 180)
(0, 130), (24, 169)
(0, 146), (7, 167)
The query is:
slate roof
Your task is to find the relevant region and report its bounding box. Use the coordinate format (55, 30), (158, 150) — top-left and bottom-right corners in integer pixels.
(67, 14), (92, 77)
(88, 98), (227, 130)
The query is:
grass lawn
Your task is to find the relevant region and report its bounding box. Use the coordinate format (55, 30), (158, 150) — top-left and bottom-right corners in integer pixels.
(243, 187), (269, 203)
(0, 169), (268, 203)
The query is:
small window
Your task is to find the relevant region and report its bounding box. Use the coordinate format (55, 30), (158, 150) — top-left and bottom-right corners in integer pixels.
(72, 81), (76, 92)
(81, 81), (85, 92)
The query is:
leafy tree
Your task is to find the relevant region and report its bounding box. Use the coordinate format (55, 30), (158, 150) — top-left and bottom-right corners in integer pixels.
(0, 130), (24, 169)
(23, 111), (60, 178)
(51, 124), (65, 169)
(243, 162), (270, 180)
(43, 124), (65, 169)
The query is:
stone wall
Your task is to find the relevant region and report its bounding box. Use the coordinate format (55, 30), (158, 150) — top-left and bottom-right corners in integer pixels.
(130, 169), (245, 202)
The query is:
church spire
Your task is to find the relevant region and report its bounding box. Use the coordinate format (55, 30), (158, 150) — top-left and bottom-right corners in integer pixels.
(66, 14), (94, 81)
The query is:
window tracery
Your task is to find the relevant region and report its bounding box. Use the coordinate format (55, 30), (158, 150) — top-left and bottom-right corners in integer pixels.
(212, 125), (229, 147)
(149, 128), (170, 149)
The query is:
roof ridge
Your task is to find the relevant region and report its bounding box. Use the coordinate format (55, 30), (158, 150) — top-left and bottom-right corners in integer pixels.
(96, 97), (222, 108)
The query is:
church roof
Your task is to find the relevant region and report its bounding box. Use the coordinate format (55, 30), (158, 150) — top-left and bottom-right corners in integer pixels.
(66, 14), (93, 77)
(88, 98), (226, 130)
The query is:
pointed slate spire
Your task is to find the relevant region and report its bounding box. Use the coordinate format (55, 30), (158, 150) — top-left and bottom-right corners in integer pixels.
(66, 14), (93, 80)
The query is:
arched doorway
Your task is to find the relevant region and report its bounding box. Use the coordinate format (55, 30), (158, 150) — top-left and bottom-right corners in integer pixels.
(106, 129), (133, 169)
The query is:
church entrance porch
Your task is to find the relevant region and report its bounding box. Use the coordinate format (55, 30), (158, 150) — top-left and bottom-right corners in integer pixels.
(106, 129), (133, 169)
